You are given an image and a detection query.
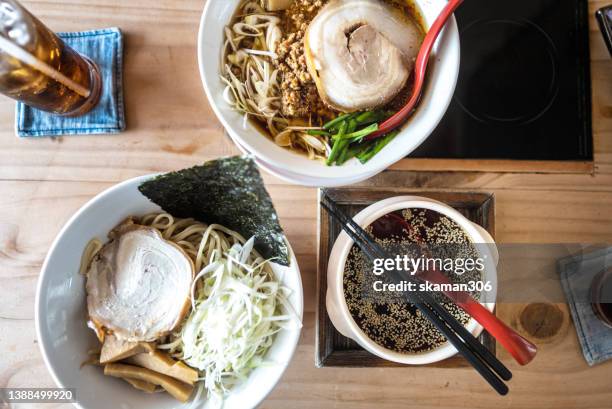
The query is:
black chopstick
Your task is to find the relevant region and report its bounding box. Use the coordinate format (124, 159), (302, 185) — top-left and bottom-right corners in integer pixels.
(413, 284), (512, 381)
(412, 296), (509, 395)
(321, 194), (511, 395)
(426, 295), (512, 381)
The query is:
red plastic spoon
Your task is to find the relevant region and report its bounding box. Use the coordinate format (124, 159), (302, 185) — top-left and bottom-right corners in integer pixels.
(417, 268), (538, 366)
(368, 0), (464, 140)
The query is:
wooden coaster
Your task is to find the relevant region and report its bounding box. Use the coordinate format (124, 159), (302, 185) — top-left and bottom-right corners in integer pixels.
(316, 188), (496, 368)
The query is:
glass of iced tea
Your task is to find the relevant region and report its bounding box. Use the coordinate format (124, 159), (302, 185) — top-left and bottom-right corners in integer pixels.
(0, 0), (101, 116)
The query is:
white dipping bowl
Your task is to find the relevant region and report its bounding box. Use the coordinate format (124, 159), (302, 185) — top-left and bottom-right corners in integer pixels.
(198, 0), (460, 187)
(35, 175), (304, 409)
(326, 196), (498, 365)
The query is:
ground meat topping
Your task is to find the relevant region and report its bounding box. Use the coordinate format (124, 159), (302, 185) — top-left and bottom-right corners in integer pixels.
(274, 0), (334, 119)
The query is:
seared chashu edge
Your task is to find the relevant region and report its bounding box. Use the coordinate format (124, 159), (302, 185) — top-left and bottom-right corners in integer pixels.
(86, 219), (194, 342)
(305, 0), (423, 112)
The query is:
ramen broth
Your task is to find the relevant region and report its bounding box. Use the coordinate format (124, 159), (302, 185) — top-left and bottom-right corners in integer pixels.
(224, 0), (427, 159)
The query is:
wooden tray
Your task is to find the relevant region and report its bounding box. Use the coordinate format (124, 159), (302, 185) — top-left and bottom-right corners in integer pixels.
(316, 188), (496, 368)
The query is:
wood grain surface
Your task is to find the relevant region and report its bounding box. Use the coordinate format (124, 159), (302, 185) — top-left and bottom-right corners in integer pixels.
(0, 0), (611, 408)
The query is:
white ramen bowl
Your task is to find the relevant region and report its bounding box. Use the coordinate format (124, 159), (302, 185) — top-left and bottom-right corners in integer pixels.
(35, 175), (304, 409)
(228, 130), (380, 187)
(198, 0), (460, 187)
(326, 196), (498, 365)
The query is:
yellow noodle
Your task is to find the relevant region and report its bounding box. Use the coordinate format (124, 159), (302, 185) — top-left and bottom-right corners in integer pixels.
(79, 238), (103, 275)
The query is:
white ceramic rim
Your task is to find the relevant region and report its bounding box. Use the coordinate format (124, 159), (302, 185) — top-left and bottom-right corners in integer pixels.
(227, 130), (379, 187)
(197, 0), (460, 185)
(327, 195), (497, 365)
(34, 174), (304, 409)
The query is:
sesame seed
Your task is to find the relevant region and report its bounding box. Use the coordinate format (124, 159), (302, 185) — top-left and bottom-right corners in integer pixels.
(342, 208), (482, 354)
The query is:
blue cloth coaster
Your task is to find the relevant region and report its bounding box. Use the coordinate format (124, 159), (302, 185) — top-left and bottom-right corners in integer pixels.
(558, 247), (612, 366)
(16, 27), (124, 137)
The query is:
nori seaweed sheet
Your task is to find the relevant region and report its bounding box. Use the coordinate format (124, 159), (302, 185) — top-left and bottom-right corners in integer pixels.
(138, 156), (290, 266)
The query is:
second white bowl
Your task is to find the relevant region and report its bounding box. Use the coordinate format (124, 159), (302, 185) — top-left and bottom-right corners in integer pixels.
(35, 175), (304, 409)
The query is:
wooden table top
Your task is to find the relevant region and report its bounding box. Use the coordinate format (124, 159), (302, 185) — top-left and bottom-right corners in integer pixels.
(1, 1), (611, 408)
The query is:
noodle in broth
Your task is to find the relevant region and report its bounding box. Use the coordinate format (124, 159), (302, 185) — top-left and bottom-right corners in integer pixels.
(221, 0), (426, 164)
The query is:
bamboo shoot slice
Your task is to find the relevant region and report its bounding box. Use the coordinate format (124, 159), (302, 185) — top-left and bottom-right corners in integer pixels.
(123, 378), (158, 393)
(264, 0), (293, 11)
(104, 363), (194, 402)
(126, 351), (198, 385)
(100, 335), (154, 364)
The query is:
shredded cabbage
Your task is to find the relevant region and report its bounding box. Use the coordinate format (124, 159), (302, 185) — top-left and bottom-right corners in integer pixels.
(176, 237), (300, 403)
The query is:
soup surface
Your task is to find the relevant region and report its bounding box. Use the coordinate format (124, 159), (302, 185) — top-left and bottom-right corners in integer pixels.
(342, 208), (483, 354)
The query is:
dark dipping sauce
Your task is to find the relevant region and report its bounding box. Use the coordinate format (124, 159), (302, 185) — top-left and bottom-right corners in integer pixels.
(342, 208), (483, 354)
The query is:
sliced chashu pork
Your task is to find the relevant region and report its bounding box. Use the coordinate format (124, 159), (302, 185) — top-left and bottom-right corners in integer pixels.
(86, 220), (194, 342)
(305, 0), (424, 112)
